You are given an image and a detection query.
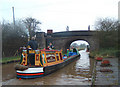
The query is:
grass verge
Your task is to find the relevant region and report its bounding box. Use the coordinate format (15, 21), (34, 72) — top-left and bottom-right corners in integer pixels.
(0, 56), (20, 64)
(90, 48), (119, 58)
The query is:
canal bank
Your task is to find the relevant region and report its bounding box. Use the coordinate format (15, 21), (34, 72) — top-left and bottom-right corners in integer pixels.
(1, 56), (20, 65)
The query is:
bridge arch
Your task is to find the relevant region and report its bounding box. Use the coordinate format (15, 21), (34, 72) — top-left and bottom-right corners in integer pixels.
(51, 36), (99, 52)
(59, 36), (98, 52)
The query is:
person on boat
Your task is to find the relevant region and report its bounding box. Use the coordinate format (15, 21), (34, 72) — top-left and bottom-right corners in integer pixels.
(49, 43), (54, 50)
(27, 36), (38, 50)
(27, 36), (38, 65)
(86, 45), (90, 52)
(46, 46), (50, 50)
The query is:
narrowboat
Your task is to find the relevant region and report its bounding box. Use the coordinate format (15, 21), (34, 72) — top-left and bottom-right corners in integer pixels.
(15, 48), (80, 79)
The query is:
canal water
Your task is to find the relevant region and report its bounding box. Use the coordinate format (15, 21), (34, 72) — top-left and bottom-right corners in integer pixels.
(2, 50), (94, 85)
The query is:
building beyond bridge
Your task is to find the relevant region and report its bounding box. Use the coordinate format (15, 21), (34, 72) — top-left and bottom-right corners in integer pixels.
(36, 30), (99, 52)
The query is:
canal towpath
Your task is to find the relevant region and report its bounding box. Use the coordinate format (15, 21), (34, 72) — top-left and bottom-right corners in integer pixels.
(94, 57), (119, 86)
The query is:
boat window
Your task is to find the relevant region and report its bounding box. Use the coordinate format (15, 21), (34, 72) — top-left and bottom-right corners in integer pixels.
(56, 53), (59, 61)
(42, 54), (46, 64)
(59, 53), (63, 60)
(40, 54), (43, 65)
(36, 55), (39, 61)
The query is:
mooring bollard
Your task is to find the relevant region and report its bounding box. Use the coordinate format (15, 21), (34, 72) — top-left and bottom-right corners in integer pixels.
(91, 59), (97, 86)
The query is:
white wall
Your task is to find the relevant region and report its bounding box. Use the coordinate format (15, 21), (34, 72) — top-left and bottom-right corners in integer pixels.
(118, 1), (120, 21)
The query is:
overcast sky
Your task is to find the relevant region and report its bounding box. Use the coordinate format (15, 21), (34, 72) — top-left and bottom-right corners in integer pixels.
(0, 0), (119, 32)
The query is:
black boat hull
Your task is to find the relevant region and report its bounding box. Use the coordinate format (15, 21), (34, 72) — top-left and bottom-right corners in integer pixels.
(44, 54), (80, 75)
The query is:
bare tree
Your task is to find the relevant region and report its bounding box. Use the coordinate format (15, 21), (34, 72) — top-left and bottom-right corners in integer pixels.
(94, 17), (119, 48)
(70, 43), (78, 48)
(23, 17), (41, 40)
(2, 20), (28, 57)
(95, 18), (119, 31)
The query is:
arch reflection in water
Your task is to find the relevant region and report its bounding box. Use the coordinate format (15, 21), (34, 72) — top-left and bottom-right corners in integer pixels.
(76, 50), (90, 69)
(75, 50), (92, 79)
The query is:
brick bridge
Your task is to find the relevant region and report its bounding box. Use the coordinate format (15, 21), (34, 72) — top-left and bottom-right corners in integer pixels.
(36, 30), (99, 52)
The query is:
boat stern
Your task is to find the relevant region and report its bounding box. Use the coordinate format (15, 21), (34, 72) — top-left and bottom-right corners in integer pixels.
(16, 67), (44, 79)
